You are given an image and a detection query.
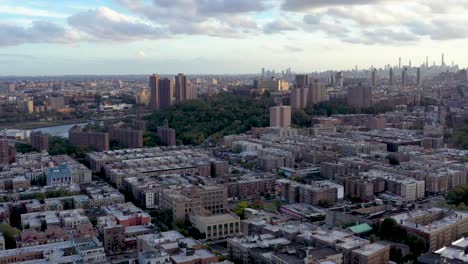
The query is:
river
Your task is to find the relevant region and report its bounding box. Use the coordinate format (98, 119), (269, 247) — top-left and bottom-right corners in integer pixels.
(31, 121), (102, 138)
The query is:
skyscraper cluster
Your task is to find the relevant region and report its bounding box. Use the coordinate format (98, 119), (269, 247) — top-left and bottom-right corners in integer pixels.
(150, 73), (197, 111)
(291, 75), (327, 109)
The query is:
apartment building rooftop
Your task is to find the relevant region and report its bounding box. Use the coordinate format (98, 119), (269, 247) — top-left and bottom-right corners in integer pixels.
(392, 208), (468, 233)
(352, 242), (389, 256)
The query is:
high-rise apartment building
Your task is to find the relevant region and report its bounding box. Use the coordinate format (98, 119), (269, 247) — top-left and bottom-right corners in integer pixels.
(290, 87), (308, 109)
(295, 74), (309, 88)
(47, 96), (65, 110)
(69, 126), (109, 151)
(149, 74), (160, 111)
(109, 127), (143, 148)
(23, 99), (34, 113)
(157, 120), (176, 146)
(347, 84), (371, 109)
(335, 72), (344, 87)
(309, 79), (326, 105)
(136, 89), (150, 106)
(269, 105), (291, 128)
(0, 138), (15, 165)
(174, 73), (196, 103)
(150, 75), (176, 110)
(175, 73), (188, 103)
(0, 139), (9, 165)
(30, 131), (49, 152)
(159, 78), (174, 110)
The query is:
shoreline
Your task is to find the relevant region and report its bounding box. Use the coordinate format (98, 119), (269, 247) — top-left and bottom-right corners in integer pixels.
(0, 119), (87, 130)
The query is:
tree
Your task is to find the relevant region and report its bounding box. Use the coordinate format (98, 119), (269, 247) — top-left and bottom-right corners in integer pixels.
(110, 139), (125, 150)
(447, 184), (468, 206)
(234, 201), (250, 219)
(251, 199), (264, 209)
(386, 154), (400, 166)
(143, 132), (161, 147)
(146, 93), (275, 145)
(318, 200), (332, 208)
(0, 224), (20, 249)
(15, 142), (36, 154)
(453, 122), (468, 150)
(292, 110), (311, 128)
(390, 247), (403, 264)
(151, 208), (174, 231)
(378, 218), (407, 243)
(406, 233), (428, 257)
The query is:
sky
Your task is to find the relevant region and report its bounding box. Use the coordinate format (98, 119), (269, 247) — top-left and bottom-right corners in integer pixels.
(1, 0), (468, 75)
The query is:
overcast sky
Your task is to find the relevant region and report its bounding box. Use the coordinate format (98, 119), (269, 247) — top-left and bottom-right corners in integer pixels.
(1, 0), (468, 75)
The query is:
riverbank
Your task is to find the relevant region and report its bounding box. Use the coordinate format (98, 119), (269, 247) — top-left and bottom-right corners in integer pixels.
(0, 119), (86, 130)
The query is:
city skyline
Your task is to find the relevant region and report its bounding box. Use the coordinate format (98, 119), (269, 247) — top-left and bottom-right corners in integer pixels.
(1, 0), (468, 75)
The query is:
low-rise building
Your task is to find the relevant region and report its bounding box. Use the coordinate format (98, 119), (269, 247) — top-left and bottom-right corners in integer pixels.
(190, 213), (240, 240)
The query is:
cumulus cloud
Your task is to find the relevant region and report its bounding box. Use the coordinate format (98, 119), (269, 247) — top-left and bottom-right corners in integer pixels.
(68, 7), (167, 41)
(0, 6), (67, 18)
(263, 18), (297, 34)
(3, 0), (468, 47)
(114, 0), (265, 36)
(0, 21), (78, 46)
(296, 0), (468, 44)
(282, 0), (390, 11)
(196, 0), (268, 14)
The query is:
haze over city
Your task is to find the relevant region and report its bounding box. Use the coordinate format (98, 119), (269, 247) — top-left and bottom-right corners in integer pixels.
(2, 0), (468, 75)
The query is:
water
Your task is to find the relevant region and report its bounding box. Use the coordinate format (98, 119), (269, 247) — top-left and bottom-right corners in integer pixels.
(31, 122), (91, 138)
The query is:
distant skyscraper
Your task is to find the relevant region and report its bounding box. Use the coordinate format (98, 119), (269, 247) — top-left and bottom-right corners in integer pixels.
(347, 84), (371, 109)
(295, 74), (309, 88)
(399, 57), (401, 68)
(149, 74), (160, 111)
(442, 53), (445, 66)
(158, 78), (174, 110)
(389, 68), (394, 86)
(335, 72), (344, 87)
(269, 105), (291, 128)
(402, 67), (408, 87)
(417, 68), (422, 86)
(371, 69), (377, 87)
(409, 60), (412, 68)
(426, 56), (429, 68)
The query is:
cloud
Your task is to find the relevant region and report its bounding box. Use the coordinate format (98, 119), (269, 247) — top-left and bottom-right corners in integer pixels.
(407, 18), (468, 40)
(0, 21), (77, 46)
(282, 0), (389, 11)
(68, 7), (167, 41)
(196, 0), (268, 14)
(0, 5), (67, 18)
(263, 18), (297, 34)
(114, 0), (264, 36)
(3, 0), (468, 47)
